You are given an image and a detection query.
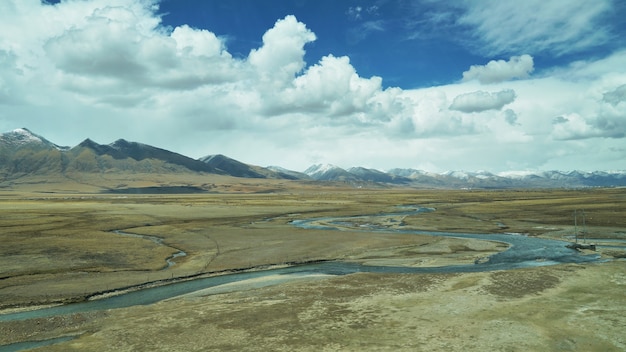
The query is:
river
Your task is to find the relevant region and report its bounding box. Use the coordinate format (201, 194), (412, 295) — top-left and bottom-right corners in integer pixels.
(0, 206), (603, 350)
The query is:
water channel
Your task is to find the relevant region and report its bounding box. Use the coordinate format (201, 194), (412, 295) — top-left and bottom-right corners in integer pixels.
(0, 206), (606, 350)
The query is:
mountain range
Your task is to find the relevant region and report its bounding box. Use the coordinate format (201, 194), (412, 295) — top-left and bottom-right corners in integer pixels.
(2, 128), (625, 189)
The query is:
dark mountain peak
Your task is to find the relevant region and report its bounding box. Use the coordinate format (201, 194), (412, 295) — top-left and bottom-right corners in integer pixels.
(72, 137), (219, 173)
(109, 138), (126, 145)
(199, 154), (267, 178)
(198, 154), (228, 163)
(77, 138), (99, 148)
(109, 138), (137, 149)
(107, 139), (169, 161)
(105, 139), (220, 173)
(75, 138), (124, 158)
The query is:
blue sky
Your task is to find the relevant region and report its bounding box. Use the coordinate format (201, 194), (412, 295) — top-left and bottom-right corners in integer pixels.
(157, 0), (626, 88)
(1, 0), (625, 172)
(156, 0), (482, 88)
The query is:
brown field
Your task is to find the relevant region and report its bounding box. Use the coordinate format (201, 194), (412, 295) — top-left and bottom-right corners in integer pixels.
(0, 177), (625, 351)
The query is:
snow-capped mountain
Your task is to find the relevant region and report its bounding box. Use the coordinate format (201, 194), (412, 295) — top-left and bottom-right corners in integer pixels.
(0, 128), (69, 151)
(348, 167), (404, 183)
(304, 164), (360, 181)
(2, 128), (625, 188)
(304, 164), (339, 177)
(306, 165), (626, 188)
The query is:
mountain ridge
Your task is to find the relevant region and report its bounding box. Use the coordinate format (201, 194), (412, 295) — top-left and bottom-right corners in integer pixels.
(2, 128), (625, 189)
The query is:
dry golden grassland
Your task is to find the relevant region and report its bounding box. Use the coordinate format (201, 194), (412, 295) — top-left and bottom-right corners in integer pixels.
(0, 182), (625, 351)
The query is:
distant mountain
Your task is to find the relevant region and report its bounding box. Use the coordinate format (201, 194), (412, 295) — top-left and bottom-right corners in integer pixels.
(0, 128), (298, 181)
(494, 170), (626, 188)
(304, 165), (425, 185)
(198, 154), (293, 179)
(0, 128), (69, 152)
(76, 138), (221, 173)
(266, 166), (311, 180)
(385, 168), (626, 188)
(2, 128), (625, 189)
(0, 129), (222, 177)
(0, 128), (69, 176)
(304, 164), (361, 182)
(304, 165), (626, 188)
(348, 167), (409, 184)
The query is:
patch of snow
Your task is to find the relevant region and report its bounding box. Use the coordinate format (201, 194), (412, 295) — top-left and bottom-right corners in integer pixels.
(443, 170), (470, 179)
(497, 170), (539, 179)
(267, 165), (294, 173)
(10, 128), (42, 143)
(304, 163), (339, 176)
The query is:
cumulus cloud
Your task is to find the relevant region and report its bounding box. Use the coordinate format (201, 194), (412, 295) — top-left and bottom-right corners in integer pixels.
(248, 15), (316, 86)
(29, 0), (242, 107)
(449, 90), (516, 113)
(273, 55), (382, 117)
(462, 55), (534, 84)
(552, 114), (600, 140)
(551, 85), (626, 140)
(171, 25), (225, 58)
(0, 0), (625, 172)
(390, 89), (481, 138)
(458, 0), (613, 56)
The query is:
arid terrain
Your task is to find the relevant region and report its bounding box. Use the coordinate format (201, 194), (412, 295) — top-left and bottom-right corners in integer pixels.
(0, 176), (624, 351)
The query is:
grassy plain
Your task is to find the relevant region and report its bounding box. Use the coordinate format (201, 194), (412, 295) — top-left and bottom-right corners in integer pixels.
(0, 177), (624, 351)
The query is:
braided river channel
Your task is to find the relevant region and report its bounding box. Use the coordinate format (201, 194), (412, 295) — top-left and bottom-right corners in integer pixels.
(0, 206), (605, 350)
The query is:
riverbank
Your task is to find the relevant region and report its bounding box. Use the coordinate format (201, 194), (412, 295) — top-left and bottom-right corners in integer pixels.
(1, 188), (624, 350)
(2, 260), (623, 351)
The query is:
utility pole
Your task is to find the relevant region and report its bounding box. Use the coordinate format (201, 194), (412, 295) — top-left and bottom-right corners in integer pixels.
(574, 209), (578, 243)
(581, 209), (586, 243)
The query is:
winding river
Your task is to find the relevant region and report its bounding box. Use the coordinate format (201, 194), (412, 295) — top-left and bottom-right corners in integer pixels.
(112, 230), (187, 269)
(0, 206), (606, 350)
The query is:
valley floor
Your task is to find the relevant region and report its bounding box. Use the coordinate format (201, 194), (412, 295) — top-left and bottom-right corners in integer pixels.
(0, 185), (624, 351)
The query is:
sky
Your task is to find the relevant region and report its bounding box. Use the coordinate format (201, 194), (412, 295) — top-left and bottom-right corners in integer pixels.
(1, 0), (625, 173)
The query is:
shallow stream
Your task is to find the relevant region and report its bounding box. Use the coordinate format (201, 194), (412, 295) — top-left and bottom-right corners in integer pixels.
(0, 206), (603, 350)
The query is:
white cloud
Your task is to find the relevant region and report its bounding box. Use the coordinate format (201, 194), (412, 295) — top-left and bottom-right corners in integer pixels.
(248, 15), (316, 87)
(462, 55), (533, 84)
(347, 5), (379, 21)
(449, 90), (516, 113)
(458, 0), (614, 56)
(347, 6), (363, 20)
(0, 0), (624, 173)
(171, 25), (225, 58)
(27, 0), (242, 107)
(273, 55), (383, 117)
(551, 113), (601, 140)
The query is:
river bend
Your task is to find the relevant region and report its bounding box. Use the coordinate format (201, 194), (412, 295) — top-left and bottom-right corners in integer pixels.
(0, 206), (602, 325)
